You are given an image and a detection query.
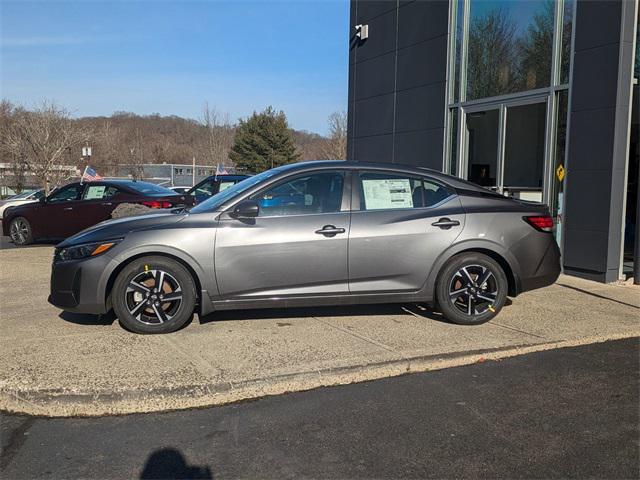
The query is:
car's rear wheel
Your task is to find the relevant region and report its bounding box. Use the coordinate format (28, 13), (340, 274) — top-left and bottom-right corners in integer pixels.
(112, 256), (197, 334)
(9, 217), (33, 246)
(436, 252), (508, 325)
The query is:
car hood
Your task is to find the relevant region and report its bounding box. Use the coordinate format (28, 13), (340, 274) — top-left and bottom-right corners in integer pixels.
(57, 212), (187, 248)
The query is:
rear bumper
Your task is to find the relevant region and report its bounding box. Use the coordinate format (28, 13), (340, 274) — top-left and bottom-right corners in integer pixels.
(517, 238), (561, 294)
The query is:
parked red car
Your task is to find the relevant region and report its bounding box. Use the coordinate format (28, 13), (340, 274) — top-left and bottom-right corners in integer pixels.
(2, 180), (195, 245)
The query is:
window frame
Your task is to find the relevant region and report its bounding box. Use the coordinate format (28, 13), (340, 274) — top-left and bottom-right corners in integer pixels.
(352, 170), (454, 213)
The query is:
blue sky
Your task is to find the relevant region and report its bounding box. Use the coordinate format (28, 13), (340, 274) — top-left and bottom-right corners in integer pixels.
(1, 0), (350, 134)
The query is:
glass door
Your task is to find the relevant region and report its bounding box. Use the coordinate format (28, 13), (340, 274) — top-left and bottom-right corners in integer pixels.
(502, 101), (547, 203)
(463, 107), (501, 190)
(461, 97), (549, 202)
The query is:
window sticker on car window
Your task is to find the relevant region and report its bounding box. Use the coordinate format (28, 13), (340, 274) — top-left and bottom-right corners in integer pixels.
(218, 182), (234, 192)
(84, 186), (106, 200)
(362, 179), (413, 210)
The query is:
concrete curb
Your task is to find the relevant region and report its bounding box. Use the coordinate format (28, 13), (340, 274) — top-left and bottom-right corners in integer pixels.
(2, 332), (638, 417)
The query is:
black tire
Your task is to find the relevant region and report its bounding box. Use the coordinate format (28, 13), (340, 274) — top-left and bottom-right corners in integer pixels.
(436, 252), (508, 325)
(112, 256), (197, 334)
(9, 216), (33, 246)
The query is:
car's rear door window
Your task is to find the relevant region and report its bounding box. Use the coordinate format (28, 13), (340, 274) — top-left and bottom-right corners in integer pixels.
(82, 185), (119, 200)
(218, 180), (237, 192)
(250, 171), (345, 217)
(357, 172), (451, 211)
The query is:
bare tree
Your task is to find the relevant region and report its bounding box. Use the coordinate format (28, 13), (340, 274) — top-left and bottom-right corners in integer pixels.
(1, 101), (92, 194)
(320, 111), (348, 160)
(200, 102), (235, 167)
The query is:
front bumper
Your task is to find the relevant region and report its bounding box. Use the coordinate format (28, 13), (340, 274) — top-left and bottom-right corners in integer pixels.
(49, 254), (114, 314)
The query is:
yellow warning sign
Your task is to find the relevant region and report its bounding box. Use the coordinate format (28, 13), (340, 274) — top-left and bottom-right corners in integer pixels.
(556, 164), (565, 182)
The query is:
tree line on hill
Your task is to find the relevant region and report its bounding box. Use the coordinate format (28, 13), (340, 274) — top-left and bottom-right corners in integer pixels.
(0, 99), (347, 194)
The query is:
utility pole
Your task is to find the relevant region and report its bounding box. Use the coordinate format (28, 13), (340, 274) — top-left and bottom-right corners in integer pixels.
(192, 157), (196, 187)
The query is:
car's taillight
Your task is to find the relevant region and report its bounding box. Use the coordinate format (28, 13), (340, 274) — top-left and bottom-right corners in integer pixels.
(142, 201), (172, 209)
(524, 215), (554, 232)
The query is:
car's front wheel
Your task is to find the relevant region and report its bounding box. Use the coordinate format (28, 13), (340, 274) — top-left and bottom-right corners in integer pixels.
(112, 256), (197, 334)
(9, 216), (33, 246)
(436, 252), (508, 325)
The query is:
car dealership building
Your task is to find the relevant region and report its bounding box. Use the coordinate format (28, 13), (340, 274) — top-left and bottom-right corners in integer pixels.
(347, 0), (639, 283)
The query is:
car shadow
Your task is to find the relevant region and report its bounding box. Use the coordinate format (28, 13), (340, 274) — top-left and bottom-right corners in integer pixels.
(59, 310), (117, 326)
(140, 448), (212, 480)
(200, 303), (454, 325)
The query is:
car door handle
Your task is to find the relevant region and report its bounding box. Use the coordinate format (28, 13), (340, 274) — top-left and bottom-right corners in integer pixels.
(315, 225), (346, 237)
(431, 218), (460, 229)
(101, 202), (113, 206)
(63, 207), (73, 211)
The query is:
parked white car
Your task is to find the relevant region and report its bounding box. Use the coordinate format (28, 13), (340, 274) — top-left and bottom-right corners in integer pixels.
(0, 190), (44, 221)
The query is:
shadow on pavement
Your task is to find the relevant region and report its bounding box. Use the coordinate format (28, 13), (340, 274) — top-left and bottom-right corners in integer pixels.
(200, 303), (452, 325)
(140, 448), (212, 480)
(59, 310), (117, 326)
(557, 283), (639, 309)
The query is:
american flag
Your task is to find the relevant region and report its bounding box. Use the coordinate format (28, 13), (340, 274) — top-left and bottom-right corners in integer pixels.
(215, 163), (228, 178)
(82, 166), (102, 182)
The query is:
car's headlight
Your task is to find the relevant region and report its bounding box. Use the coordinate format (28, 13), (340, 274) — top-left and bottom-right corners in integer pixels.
(55, 239), (121, 262)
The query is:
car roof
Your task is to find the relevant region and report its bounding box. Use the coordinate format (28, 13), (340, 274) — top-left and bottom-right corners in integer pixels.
(274, 160), (495, 195)
(200, 174), (250, 181)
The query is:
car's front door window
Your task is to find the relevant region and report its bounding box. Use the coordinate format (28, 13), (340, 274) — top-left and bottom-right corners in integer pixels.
(47, 184), (83, 203)
(250, 171), (345, 217)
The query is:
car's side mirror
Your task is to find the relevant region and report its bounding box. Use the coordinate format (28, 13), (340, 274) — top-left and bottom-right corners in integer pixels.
(231, 200), (259, 219)
(38, 197), (47, 204)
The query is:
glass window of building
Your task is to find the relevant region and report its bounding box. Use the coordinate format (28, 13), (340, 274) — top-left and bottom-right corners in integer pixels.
(560, 0), (574, 84)
(463, 0), (555, 100)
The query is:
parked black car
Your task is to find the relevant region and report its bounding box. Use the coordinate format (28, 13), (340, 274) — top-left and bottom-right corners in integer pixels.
(188, 175), (249, 203)
(3, 180), (195, 245)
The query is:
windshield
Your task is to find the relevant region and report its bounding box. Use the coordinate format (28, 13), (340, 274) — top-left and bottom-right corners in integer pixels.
(126, 182), (176, 195)
(190, 169), (279, 213)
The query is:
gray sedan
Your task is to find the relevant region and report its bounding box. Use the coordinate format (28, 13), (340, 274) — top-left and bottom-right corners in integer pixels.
(49, 161), (560, 334)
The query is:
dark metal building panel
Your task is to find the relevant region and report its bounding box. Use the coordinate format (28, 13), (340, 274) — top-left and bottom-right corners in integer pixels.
(347, 0), (449, 165)
(354, 52), (397, 100)
(396, 35), (448, 91)
(354, 135), (394, 163)
(353, 8), (398, 63)
(355, 0), (397, 24)
(397, 0), (449, 48)
(394, 129), (445, 169)
(354, 94), (395, 137)
(395, 82), (447, 133)
(563, 0), (637, 283)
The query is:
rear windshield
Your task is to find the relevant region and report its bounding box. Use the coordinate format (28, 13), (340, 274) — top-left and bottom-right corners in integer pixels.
(125, 182), (176, 195)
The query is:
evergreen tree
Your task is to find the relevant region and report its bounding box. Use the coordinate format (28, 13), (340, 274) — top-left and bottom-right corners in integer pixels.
(229, 106), (300, 173)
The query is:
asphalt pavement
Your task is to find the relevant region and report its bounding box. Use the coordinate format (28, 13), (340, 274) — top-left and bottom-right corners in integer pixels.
(2, 338), (638, 479)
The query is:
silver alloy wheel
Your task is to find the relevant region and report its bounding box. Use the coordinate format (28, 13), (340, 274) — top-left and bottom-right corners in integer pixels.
(10, 218), (29, 245)
(448, 264), (498, 316)
(125, 269), (183, 325)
